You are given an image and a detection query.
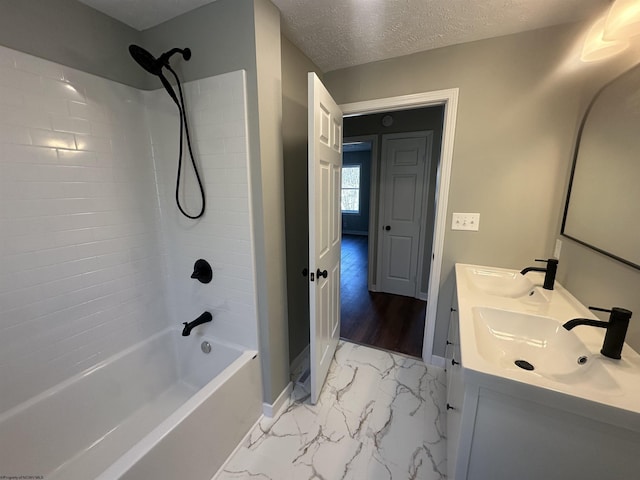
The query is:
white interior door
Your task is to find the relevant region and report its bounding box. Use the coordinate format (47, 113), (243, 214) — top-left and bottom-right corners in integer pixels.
(308, 72), (342, 405)
(378, 133), (428, 297)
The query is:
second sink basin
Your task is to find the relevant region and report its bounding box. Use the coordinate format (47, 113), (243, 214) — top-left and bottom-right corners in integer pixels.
(471, 307), (619, 390)
(464, 266), (535, 298)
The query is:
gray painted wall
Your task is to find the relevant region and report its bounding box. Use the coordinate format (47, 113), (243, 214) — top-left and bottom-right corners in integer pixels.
(140, 0), (257, 88)
(0, 0), (146, 88)
(281, 35), (322, 365)
(325, 24), (590, 357)
(251, 0), (289, 404)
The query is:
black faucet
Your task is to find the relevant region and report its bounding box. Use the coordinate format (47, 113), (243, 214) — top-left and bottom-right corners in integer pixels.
(182, 311), (213, 336)
(563, 306), (632, 359)
(520, 258), (558, 290)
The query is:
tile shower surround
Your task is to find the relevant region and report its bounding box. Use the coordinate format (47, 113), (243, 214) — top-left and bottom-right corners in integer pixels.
(0, 45), (257, 415)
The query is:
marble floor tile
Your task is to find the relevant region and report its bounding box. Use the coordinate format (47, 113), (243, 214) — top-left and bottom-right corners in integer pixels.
(214, 341), (447, 480)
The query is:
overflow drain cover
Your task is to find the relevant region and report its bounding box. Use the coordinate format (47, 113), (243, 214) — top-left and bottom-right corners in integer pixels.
(515, 359), (534, 371)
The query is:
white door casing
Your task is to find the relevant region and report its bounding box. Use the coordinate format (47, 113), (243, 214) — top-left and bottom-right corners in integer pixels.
(378, 133), (428, 298)
(340, 88), (459, 365)
(308, 73), (342, 404)
(343, 135), (379, 292)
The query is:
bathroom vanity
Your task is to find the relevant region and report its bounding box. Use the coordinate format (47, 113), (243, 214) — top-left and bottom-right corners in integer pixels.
(446, 264), (640, 480)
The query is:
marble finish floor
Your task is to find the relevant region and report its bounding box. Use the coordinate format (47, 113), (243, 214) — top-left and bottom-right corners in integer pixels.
(214, 341), (447, 480)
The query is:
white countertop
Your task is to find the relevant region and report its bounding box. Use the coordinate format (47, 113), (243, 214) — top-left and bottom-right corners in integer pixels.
(455, 263), (640, 430)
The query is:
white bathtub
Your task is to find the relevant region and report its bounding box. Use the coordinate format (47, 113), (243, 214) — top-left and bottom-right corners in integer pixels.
(0, 328), (262, 480)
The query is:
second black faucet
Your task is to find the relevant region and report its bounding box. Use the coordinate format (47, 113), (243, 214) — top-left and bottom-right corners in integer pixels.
(520, 258), (558, 290)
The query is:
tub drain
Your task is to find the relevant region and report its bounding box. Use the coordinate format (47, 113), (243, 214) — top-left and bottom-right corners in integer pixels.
(201, 341), (211, 354)
(515, 359), (534, 371)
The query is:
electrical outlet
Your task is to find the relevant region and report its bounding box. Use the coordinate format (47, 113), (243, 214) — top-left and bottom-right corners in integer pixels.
(452, 213), (480, 231)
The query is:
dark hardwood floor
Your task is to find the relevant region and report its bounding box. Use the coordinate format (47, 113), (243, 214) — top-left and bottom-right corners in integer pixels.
(340, 234), (426, 358)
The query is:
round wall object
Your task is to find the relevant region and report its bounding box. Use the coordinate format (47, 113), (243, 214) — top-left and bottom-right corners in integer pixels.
(382, 114), (394, 127)
(191, 259), (213, 283)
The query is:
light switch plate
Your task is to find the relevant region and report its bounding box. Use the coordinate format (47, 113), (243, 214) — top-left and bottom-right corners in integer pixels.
(452, 212), (480, 231)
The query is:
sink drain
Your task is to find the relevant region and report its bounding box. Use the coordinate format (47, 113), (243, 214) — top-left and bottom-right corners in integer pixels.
(515, 359), (534, 371)
(577, 355), (588, 365)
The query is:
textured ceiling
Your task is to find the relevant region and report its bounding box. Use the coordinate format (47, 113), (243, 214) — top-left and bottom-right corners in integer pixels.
(78, 0), (611, 72)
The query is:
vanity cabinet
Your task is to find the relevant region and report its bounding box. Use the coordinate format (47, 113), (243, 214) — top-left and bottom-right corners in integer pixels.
(446, 265), (640, 480)
(445, 299), (459, 476)
(445, 294), (478, 480)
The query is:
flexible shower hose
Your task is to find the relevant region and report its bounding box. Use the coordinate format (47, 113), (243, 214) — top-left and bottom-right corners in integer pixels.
(167, 65), (206, 219)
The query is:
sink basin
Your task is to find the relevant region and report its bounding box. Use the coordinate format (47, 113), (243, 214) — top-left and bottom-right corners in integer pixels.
(472, 307), (619, 389)
(464, 267), (535, 298)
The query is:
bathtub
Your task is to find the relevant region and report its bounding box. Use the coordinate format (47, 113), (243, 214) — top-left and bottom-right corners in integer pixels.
(0, 328), (262, 480)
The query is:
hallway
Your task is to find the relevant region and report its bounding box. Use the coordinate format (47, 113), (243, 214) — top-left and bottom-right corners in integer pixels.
(340, 235), (426, 358)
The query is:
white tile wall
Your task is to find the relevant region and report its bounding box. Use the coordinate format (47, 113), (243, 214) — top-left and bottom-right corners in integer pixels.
(145, 71), (259, 350)
(0, 47), (171, 414)
(0, 47), (259, 415)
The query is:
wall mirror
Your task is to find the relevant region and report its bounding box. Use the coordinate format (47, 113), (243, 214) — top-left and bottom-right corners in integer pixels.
(562, 63), (640, 270)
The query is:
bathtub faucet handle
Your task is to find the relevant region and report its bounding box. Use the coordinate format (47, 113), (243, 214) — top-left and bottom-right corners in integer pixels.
(182, 311), (213, 336)
(191, 259), (212, 284)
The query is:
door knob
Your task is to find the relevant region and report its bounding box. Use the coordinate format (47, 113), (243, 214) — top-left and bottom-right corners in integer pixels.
(317, 268), (328, 279)
(302, 268), (308, 277)
(385, 225), (391, 231)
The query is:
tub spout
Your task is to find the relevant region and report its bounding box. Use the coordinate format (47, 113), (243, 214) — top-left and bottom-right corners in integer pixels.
(182, 311), (212, 336)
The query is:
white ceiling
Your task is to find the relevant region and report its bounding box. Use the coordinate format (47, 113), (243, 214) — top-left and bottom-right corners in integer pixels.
(79, 0), (611, 72)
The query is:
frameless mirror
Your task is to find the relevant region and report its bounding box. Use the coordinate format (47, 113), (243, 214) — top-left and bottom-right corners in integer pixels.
(562, 63), (640, 270)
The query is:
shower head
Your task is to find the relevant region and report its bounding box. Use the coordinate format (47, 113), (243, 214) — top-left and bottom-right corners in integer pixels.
(129, 44), (163, 75)
(129, 45), (191, 74)
(158, 47), (192, 65)
(128, 44), (191, 106)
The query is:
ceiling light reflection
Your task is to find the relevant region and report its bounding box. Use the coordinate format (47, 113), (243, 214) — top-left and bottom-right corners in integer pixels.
(604, 0), (640, 41)
(581, 16), (629, 62)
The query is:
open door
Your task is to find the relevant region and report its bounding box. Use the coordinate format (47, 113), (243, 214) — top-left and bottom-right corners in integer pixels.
(308, 72), (342, 404)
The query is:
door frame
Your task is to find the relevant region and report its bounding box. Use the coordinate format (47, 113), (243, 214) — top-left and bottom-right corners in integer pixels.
(342, 135), (379, 292)
(340, 88), (459, 365)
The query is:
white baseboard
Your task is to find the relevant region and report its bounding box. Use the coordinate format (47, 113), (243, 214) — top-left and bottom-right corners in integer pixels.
(429, 355), (446, 368)
(262, 381), (293, 418)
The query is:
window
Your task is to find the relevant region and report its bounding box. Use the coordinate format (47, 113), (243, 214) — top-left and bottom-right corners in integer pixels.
(341, 165), (361, 213)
